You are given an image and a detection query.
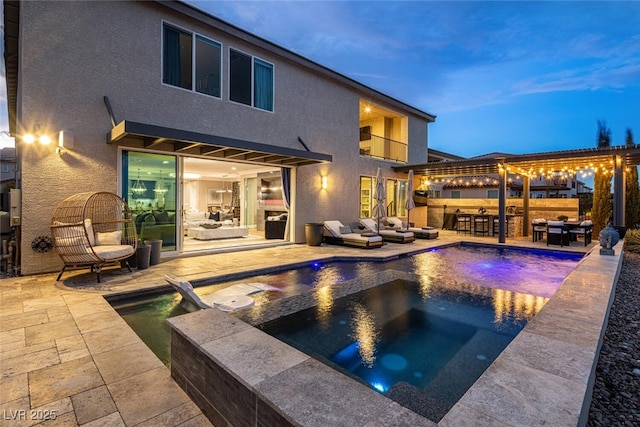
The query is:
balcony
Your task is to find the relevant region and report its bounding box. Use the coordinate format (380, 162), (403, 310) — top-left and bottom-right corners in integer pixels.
(359, 132), (408, 163)
(359, 99), (408, 163)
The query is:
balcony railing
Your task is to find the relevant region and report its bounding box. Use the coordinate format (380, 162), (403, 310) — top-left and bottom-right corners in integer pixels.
(359, 133), (408, 163)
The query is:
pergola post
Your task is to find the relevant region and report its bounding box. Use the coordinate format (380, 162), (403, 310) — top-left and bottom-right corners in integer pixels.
(523, 175), (530, 237)
(498, 165), (507, 243)
(613, 155), (626, 227)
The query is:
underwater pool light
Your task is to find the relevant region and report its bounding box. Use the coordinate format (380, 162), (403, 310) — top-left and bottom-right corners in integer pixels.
(371, 381), (389, 393)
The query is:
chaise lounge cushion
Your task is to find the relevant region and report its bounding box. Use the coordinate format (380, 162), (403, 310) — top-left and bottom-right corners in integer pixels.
(323, 221), (383, 248)
(359, 218), (415, 243)
(386, 217), (439, 239)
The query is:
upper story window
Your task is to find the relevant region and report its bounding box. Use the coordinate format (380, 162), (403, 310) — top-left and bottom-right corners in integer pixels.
(163, 23), (221, 98)
(230, 49), (274, 111)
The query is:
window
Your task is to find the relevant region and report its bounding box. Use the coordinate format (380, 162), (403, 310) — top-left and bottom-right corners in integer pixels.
(450, 190), (461, 199)
(359, 176), (373, 218)
(163, 23), (221, 97)
(487, 189), (499, 199)
(230, 49), (274, 111)
(1, 163), (8, 173)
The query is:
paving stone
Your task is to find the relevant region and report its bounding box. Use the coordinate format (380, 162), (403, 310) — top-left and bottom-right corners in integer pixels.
(1, 339), (55, 360)
(29, 356), (103, 408)
(79, 411), (125, 427)
(81, 323), (141, 355)
(135, 401), (207, 427)
(2, 347), (60, 378)
(73, 309), (129, 335)
(0, 309), (49, 332)
(0, 372), (28, 402)
(71, 385), (117, 425)
(92, 341), (164, 384)
(107, 366), (190, 426)
(24, 319), (80, 346)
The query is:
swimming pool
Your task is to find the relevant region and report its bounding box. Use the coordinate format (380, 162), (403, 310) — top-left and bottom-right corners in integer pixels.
(257, 277), (535, 421)
(113, 244), (582, 368)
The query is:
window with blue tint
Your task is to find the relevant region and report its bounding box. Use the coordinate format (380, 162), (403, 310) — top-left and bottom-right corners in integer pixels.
(254, 58), (273, 111)
(230, 48), (274, 111)
(163, 24), (192, 90)
(487, 189), (499, 199)
(162, 23), (221, 98)
(230, 49), (252, 106)
(195, 36), (221, 97)
(451, 190), (461, 199)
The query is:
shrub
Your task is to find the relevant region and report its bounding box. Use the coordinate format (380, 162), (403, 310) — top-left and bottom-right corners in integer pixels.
(624, 229), (640, 254)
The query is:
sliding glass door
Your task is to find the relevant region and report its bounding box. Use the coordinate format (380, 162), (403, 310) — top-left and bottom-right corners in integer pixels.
(122, 151), (177, 251)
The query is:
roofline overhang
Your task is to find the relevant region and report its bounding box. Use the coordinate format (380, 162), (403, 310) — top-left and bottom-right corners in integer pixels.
(107, 120), (332, 167)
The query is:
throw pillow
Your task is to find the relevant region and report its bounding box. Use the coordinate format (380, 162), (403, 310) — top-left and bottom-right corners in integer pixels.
(153, 210), (169, 224)
(84, 219), (95, 246)
(95, 230), (122, 246)
(209, 211), (220, 221)
(339, 225), (352, 234)
(143, 214), (156, 226)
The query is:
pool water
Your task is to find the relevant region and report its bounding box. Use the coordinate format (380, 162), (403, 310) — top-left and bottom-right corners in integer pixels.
(257, 278), (532, 421)
(114, 244), (582, 380)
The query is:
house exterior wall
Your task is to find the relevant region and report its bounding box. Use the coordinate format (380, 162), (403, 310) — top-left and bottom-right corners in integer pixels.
(14, 0), (432, 274)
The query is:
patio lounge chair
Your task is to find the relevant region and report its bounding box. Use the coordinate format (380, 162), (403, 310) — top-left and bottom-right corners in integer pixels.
(386, 217), (439, 239)
(359, 218), (415, 244)
(323, 221), (383, 249)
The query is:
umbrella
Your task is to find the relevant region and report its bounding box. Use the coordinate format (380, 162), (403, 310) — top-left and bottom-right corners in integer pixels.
(372, 167), (386, 234)
(404, 169), (416, 230)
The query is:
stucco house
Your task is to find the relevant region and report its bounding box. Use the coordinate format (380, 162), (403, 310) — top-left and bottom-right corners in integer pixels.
(3, 0), (435, 275)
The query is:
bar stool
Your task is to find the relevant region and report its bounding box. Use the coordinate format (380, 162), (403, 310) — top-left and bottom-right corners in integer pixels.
(456, 214), (472, 235)
(493, 216), (508, 237)
(474, 215), (490, 236)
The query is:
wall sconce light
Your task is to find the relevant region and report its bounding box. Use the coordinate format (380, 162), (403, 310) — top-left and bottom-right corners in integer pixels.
(321, 175), (328, 190)
(56, 130), (74, 155)
(22, 125), (51, 145)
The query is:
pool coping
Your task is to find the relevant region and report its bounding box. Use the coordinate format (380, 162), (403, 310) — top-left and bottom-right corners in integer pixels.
(166, 241), (623, 426)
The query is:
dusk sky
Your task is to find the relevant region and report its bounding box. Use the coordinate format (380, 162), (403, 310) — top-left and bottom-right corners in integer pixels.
(1, 1), (639, 156)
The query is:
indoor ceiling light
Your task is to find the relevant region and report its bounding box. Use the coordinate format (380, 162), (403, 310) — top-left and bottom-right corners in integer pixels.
(153, 170), (168, 194)
(131, 169), (147, 194)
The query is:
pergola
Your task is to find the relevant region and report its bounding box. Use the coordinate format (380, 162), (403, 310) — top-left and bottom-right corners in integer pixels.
(394, 144), (640, 243)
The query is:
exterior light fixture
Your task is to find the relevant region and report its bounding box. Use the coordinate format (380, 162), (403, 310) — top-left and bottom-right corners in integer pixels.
(22, 124), (51, 145)
(321, 175), (328, 190)
(57, 130), (74, 155)
(131, 169), (147, 194)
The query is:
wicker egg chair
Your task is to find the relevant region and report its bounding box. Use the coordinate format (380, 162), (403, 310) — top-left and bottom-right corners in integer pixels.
(51, 192), (138, 282)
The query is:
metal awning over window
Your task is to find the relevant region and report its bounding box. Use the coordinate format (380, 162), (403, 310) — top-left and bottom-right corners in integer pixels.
(108, 121), (332, 167)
